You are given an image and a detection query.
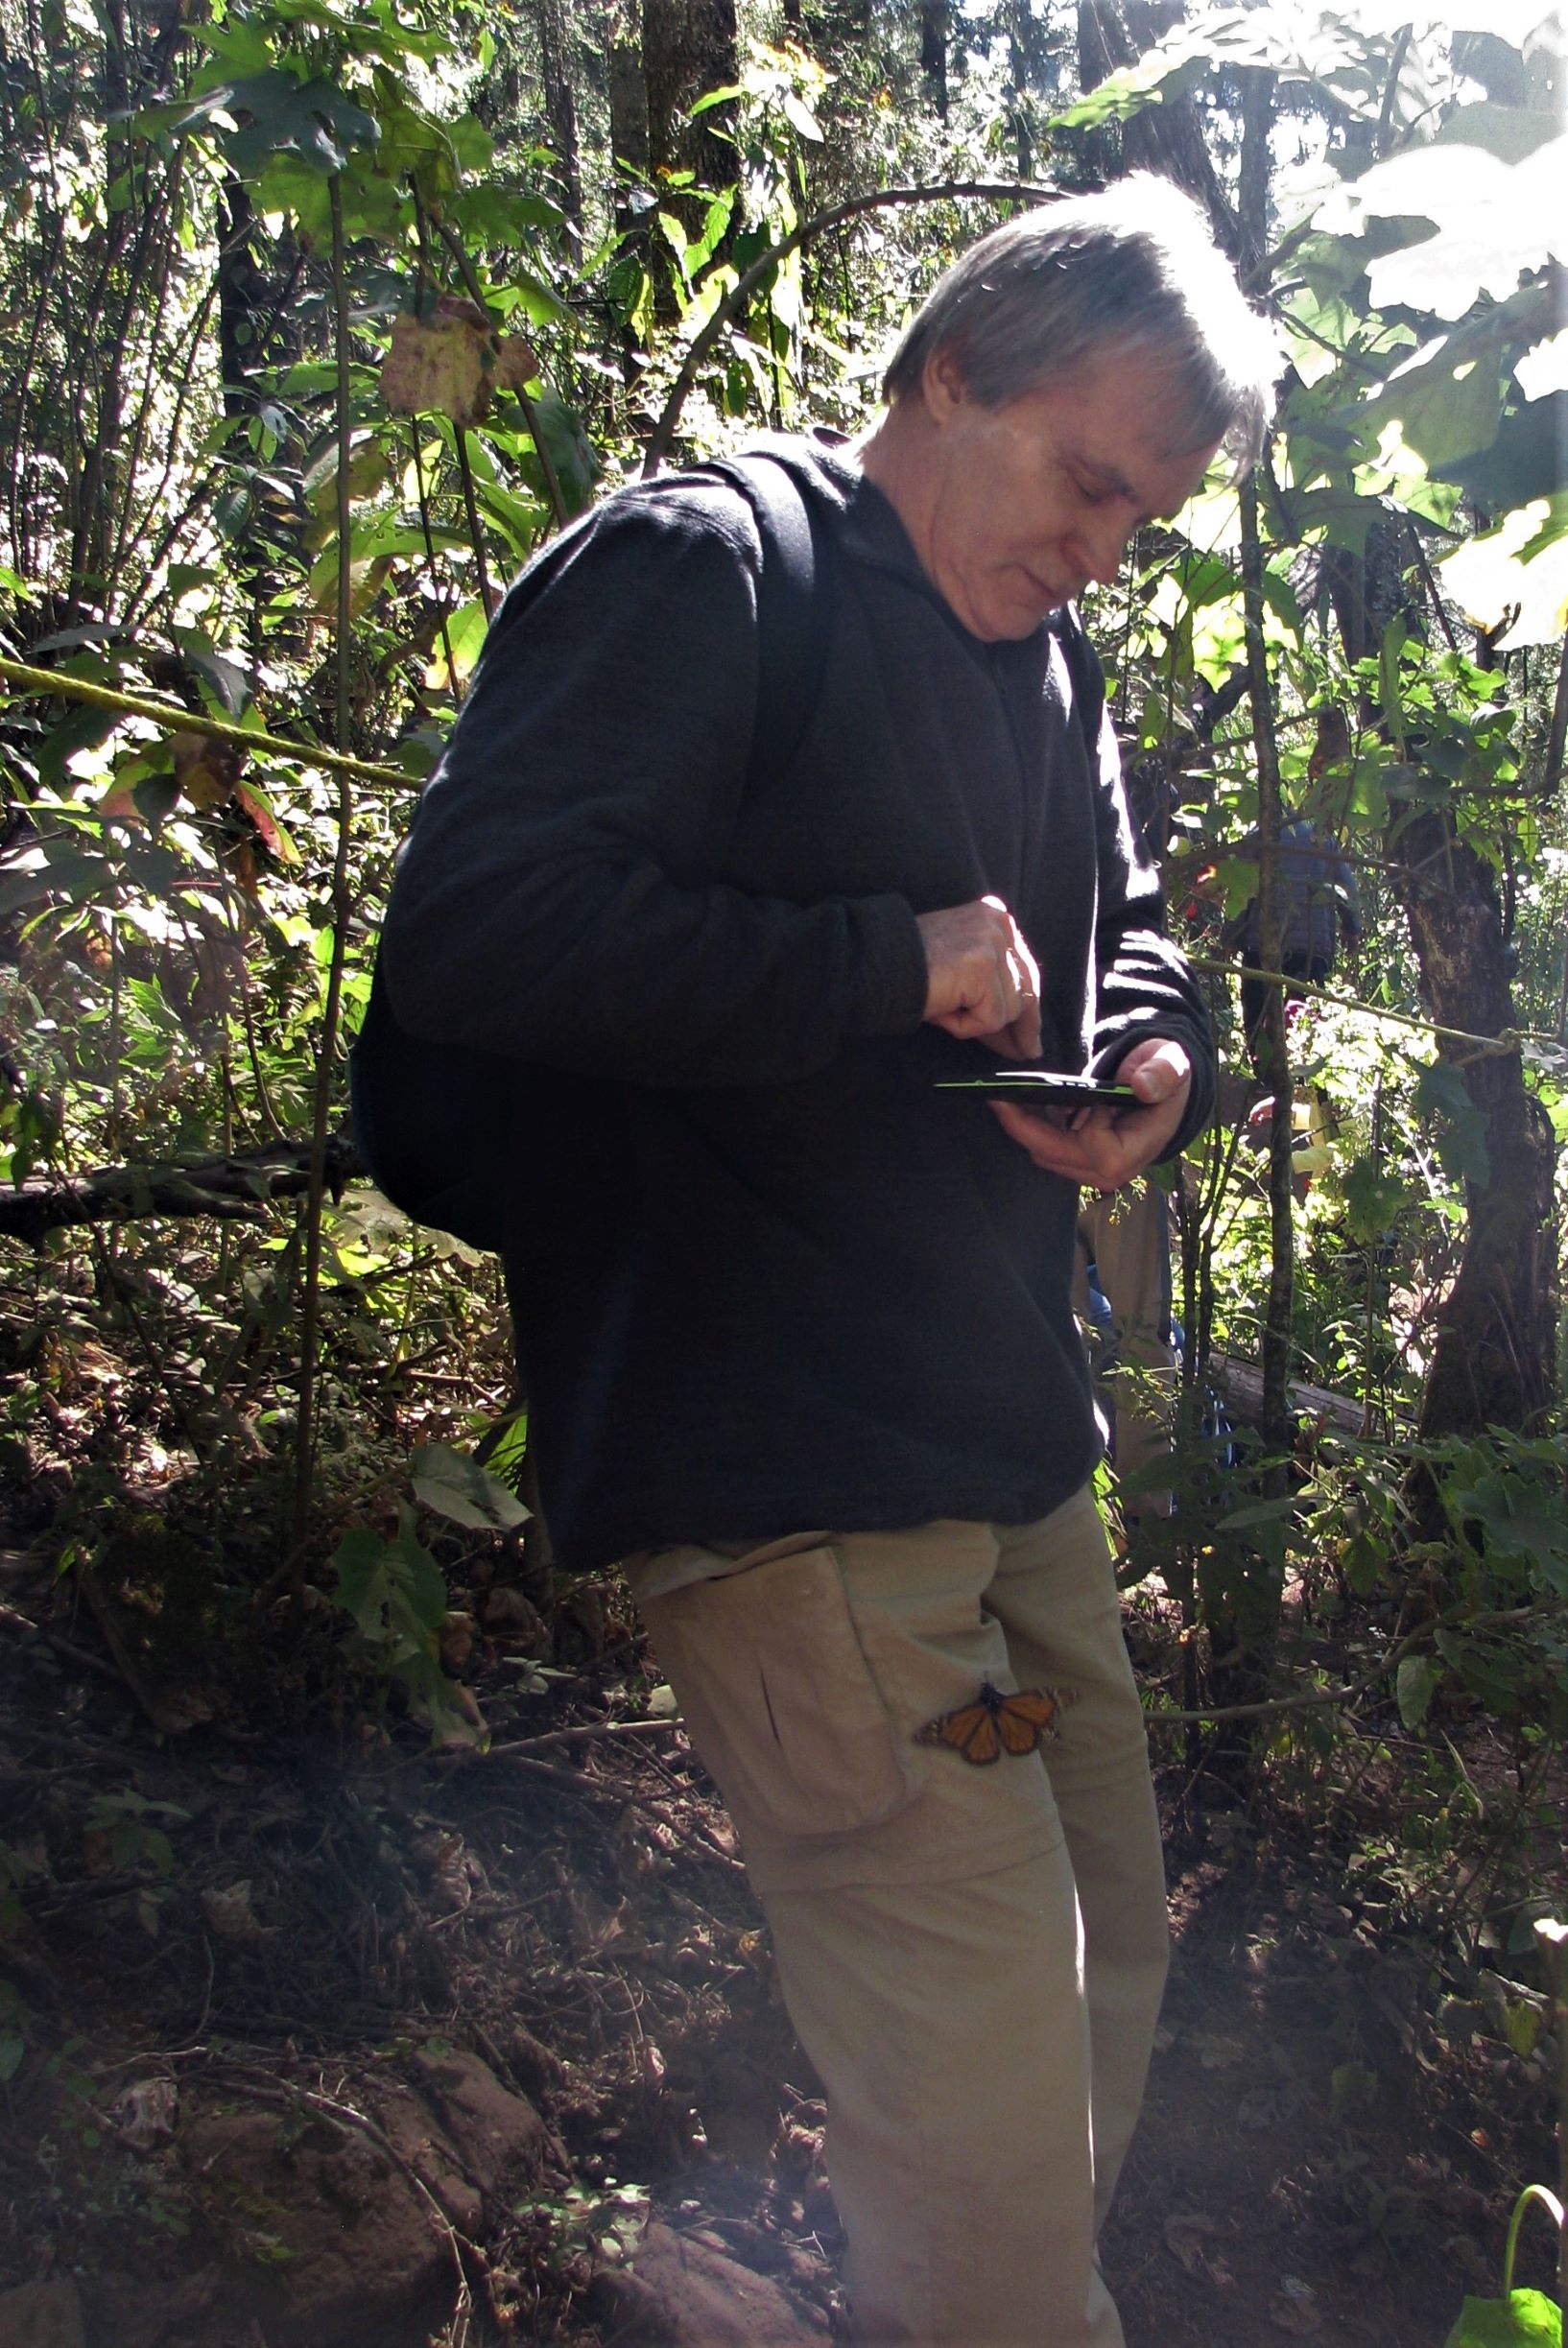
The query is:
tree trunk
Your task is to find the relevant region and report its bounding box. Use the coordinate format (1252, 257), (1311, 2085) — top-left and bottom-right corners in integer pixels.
(920, 0), (950, 121)
(641, 0), (738, 184)
(1389, 809), (1559, 1443)
(1329, 522), (1561, 1453)
(532, 0), (583, 260)
(608, 0), (651, 182)
(1076, 0), (1238, 255)
(217, 179), (274, 417)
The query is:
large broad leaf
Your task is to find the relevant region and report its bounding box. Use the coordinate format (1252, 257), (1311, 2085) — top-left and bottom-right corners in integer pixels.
(1430, 100), (1562, 164)
(1516, 329), (1568, 399)
(1395, 1654), (1438, 1728)
(1435, 394), (1568, 509)
(1443, 1469), (1568, 1592)
(1438, 496), (1568, 648)
(379, 299), (538, 429)
(1444, 2291), (1561, 2346)
(1353, 327), (1506, 470)
(1318, 137), (1568, 320)
(412, 1442), (531, 1533)
(225, 72), (381, 178)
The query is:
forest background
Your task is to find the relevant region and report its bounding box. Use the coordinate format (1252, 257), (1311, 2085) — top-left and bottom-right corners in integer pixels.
(0, 0), (1565, 2340)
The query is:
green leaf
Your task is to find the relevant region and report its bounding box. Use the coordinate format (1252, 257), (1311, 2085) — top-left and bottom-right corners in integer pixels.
(1443, 2291), (1560, 2347)
(1395, 1654), (1438, 1728)
(1213, 1496), (1297, 1534)
(388, 1510), (448, 1631)
(780, 89), (822, 141)
(1444, 1472), (1568, 1593)
(329, 1527), (392, 1639)
(473, 1404), (529, 1487)
(1331, 2061), (1379, 2115)
(1430, 102), (1562, 165)
(1438, 495), (1568, 649)
(688, 83), (742, 117)
(1357, 333), (1505, 472)
(1338, 1153), (1414, 1243)
(1319, 135), (1568, 320)
(412, 1442), (531, 1532)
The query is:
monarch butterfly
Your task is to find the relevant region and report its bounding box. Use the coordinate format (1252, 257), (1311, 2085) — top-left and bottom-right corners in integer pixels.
(916, 1679), (1068, 1767)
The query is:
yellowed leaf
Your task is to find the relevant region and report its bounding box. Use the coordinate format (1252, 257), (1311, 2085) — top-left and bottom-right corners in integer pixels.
(380, 296), (538, 427)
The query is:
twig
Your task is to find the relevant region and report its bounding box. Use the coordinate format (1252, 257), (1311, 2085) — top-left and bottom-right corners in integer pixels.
(0, 1137), (365, 1246)
(642, 178), (1059, 476)
(1185, 953), (1547, 1057)
(484, 1719), (684, 1759)
(0, 656), (414, 791)
(0, 1599), (123, 1683)
(292, 171), (362, 1574)
(479, 1748), (744, 1870)
(1142, 1607), (1555, 1728)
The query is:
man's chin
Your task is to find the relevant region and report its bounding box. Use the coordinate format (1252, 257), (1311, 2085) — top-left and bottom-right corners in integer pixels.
(1024, 576), (1078, 621)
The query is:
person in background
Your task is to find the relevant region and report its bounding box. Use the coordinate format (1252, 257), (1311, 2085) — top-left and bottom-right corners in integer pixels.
(1225, 813), (1362, 1073)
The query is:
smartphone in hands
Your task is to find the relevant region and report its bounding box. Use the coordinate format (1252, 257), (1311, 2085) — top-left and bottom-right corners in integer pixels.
(936, 1071), (1138, 1107)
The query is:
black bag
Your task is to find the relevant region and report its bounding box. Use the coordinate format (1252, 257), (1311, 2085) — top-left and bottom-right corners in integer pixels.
(348, 452), (834, 1253)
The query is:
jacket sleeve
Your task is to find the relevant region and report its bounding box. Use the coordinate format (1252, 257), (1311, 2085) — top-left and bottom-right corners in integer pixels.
(1076, 640), (1217, 1156)
(378, 485), (929, 1087)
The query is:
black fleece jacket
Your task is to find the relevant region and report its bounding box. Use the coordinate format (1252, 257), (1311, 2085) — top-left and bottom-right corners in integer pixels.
(381, 442), (1215, 1568)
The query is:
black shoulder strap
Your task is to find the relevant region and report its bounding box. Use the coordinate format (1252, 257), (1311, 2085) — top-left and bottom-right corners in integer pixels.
(1053, 605), (1106, 767)
(705, 452), (835, 795)
(350, 451), (837, 1254)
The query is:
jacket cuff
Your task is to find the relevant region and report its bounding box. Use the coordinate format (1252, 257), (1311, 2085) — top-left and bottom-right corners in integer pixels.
(1090, 1025), (1217, 1160)
(844, 895), (931, 1036)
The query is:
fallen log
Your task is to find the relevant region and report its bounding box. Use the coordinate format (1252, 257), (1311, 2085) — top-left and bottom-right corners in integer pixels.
(1210, 1351), (1366, 1437)
(0, 1135), (367, 1246)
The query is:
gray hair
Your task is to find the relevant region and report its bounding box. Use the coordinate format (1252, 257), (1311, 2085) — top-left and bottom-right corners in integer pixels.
(883, 174), (1278, 473)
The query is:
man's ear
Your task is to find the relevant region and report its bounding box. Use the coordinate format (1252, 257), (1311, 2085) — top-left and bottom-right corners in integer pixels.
(923, 344), (968, 427)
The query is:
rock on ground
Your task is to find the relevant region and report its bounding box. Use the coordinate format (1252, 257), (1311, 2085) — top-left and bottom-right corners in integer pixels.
(170, 2055), (547, 2348)
(605, 2220), (831, 2347)
(0, 2282), (85, 2348)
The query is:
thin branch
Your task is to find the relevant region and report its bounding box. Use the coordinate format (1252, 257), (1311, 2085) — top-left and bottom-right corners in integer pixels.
(1183, 952), (1548, 1056)
(0, 1139), (365, 1247)
(291, 172), (361, 1567)
(431, 213), (569, 536)
(1541, 625), (1568, 801)
(0, 657), (414, 791)
(1373, 24), (1414, 160)
(452, 425), (496, 620)
(641, 178), (1059, 478)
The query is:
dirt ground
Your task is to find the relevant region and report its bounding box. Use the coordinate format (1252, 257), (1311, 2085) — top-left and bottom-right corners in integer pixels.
(1, 1555), (1562, 2348)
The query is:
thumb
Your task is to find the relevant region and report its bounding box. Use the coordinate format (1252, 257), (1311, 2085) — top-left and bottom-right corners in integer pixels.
(1127, 1042), (1190, 1103)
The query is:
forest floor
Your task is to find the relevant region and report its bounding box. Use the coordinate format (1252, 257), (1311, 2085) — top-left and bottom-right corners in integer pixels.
(1, 1529), (1562, 2348)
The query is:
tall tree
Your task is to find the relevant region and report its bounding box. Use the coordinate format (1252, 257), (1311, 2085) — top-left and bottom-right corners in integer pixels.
(641, 0), (738, 183)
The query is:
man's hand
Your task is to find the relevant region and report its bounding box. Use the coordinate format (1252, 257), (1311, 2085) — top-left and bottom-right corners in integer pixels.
(989, 1035), (1192, 1190)
(917, 895), (1041, 1061)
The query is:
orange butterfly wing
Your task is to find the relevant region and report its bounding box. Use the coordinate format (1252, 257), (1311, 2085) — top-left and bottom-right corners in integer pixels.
(918, 1682), (1067, 1766)
(996, 1687), (1063, 1756)
(918, 1698), (1004, 1766)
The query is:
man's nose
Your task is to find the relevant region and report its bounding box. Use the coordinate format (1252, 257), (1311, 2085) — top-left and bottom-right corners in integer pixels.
(1074, 515), (1133, 588)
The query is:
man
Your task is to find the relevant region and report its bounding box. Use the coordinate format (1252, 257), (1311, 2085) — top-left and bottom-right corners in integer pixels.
(380, 174), (1275, 2347)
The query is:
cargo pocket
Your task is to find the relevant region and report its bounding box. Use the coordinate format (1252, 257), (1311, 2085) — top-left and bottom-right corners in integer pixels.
(640, 1545), (918, 1843)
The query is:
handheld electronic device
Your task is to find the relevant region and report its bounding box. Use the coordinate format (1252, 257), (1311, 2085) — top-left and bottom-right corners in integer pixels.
(936, 1071), (1140, 1106)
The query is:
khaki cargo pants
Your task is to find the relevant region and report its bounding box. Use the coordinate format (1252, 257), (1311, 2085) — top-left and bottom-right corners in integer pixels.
(629, 1485), (1167, 2348)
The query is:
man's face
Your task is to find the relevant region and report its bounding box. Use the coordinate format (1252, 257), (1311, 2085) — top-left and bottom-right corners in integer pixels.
(916, 345), (1222, 641)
